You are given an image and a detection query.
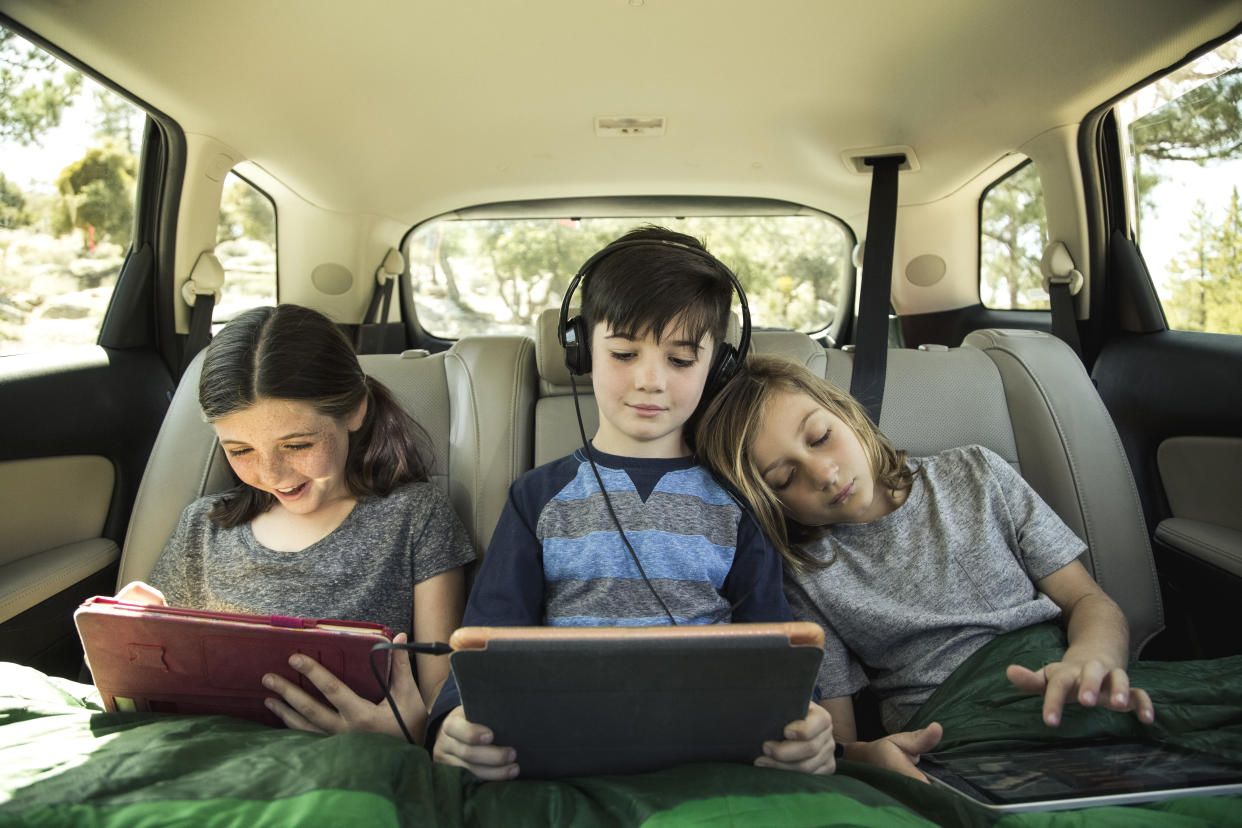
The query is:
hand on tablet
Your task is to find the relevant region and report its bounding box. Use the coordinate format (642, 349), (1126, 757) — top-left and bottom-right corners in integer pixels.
(432, 706), (519, 780)
(753, 702), (837, 775)
(262, 631), (428, 743)
(114, 581), (168, 606)
(1006, 659), (1155, 728)
(848, 722), (944, 783)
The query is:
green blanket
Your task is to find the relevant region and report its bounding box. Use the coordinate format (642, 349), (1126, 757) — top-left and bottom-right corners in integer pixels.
(2, 626), (1240, 827)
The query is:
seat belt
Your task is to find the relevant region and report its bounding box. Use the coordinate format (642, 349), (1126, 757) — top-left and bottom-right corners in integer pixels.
(849, 154), (903, 426)
(357, 248), (405, 353)
(180, 251), (225, 373)
(1041, 241), (1084, 359)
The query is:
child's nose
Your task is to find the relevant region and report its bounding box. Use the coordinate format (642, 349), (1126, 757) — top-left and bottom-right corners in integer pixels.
(635, 356), (665, 391)
(258, 452), (288, 485)
(810, 455), (838, 489)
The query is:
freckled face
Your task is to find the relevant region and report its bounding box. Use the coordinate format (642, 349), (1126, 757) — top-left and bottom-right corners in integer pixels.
(749, 390), (895, 526)
(213, 397), (363, 518)
(588, 319), (714, 458)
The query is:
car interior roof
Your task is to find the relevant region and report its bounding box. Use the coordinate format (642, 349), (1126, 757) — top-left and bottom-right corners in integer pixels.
(3, 0), (1240, 228)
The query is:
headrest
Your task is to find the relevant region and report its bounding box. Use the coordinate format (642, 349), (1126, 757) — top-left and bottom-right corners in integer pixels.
(749, 329), (827, 373)
(536, 306), (579, 388)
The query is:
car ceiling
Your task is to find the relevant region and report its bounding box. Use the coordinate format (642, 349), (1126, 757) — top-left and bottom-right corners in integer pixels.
(2, 0), (1241, 230)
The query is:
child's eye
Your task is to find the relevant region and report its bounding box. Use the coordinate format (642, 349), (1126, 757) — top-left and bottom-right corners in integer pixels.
(284, 443), (312, 451)
(226, 448), (252, 458)
(669, 356), (697, 368)
(771, 469), (795, 491)
(810, 428), (831, 447)
(609, 350), (636, 362)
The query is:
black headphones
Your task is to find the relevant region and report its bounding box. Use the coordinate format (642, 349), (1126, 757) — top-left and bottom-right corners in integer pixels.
(557, 238), (752, 401)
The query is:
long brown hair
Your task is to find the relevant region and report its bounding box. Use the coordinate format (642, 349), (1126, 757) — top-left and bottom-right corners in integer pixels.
(199, 304), (430, 527)
(695, 353), (913, 572)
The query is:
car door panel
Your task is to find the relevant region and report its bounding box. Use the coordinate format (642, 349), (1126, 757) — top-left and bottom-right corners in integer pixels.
(1092, 330), (1242, 659)
(1153, 436), (1242, 579)
(0, 345), (173, 676)
(0, 454), (115, 618)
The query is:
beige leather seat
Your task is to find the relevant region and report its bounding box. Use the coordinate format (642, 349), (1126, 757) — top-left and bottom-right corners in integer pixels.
(116, 335), (536, 586)
(532, 308), (600, 467)
(123, 312), (1162, 656)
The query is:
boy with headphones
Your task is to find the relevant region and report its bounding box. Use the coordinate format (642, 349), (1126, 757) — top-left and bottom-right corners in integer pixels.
(428, 226), (836, 779)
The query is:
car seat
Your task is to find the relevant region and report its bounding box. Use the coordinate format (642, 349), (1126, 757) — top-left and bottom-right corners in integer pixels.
(116, 335), (536, 587)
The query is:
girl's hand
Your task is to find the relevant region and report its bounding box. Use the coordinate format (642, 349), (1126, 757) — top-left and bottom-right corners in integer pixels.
(262, 632), (426, 741)
(754, 702), (837, 775)
(113, 581), (168, 606)
(1006, 660), (1155, 727)
(431, 705), (519, 780)
(845, 722), (943, 782)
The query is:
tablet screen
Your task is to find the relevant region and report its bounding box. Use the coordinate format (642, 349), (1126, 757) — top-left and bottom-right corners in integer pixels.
(921, 740), (1242, 810)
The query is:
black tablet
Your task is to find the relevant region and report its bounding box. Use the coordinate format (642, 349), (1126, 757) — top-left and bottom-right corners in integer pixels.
(920, 739), (1242, 813)
(448, 622), (824, 778)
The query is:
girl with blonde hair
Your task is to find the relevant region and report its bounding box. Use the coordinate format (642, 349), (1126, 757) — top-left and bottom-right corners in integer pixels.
(697, 353), (1153, 778)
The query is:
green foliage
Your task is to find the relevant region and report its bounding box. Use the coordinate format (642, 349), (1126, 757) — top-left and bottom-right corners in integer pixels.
(91, 88), (140, 154)
(0, 171), (30, 229)
(1130, 67), (1242, 165)
(1165, 189), (1242, 334)
(55, 143), (137, 247)
(218, 176), (276, 244)
(0, 29), (82, 145)
(408, 216), (846, 337)
(980, 163), (1049, 309)
(1128, 47), (1242, 334)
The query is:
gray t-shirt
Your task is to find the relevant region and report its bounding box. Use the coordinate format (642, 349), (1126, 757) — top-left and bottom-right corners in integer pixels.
(148, 480), (476, 636)
(784, 445), (1084, 732)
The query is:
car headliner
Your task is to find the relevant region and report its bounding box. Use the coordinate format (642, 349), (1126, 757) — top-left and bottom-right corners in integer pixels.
(3, 0), (1239, 231)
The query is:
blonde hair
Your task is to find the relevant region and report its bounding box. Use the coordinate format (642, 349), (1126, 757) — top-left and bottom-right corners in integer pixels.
(695, 353), (914, 573)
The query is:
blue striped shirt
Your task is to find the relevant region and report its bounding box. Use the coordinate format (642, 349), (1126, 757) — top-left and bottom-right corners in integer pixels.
(428, 445), (792, 726)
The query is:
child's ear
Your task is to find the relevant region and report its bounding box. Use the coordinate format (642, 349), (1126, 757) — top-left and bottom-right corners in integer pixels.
(345, 397), (368, 432)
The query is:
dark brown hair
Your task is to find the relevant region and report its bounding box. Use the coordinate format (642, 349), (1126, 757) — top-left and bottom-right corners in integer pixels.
(199, 304), (430, 527)
(581, 225), (736, 444)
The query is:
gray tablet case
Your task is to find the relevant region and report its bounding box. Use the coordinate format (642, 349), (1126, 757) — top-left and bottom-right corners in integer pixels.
(449, 623), (824, 778)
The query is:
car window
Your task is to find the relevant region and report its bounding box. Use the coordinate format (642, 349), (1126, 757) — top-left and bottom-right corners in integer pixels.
(0, 26), (144, 356)
(1119, 34), (1242, 334)
(406, 212), (852, 339)
(979, 160), (1051, 310)
(213, 168), (276, 329)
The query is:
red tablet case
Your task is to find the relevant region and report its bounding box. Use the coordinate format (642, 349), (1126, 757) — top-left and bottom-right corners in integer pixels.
(74, 596), (393, 727)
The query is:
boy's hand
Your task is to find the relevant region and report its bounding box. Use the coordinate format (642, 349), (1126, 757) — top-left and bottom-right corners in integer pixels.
(754, 702), (837, 775)
(1006, 659), (1155, 727)
(114, 581), (167, 606)
(263, 632), (426, 741)
(432, 705), (519, 780)
(845, 723), (943, 782)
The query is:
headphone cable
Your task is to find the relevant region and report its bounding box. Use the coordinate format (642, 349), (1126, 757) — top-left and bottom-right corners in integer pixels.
(369, 639), (452, 745)
(570, 374), (678, 626)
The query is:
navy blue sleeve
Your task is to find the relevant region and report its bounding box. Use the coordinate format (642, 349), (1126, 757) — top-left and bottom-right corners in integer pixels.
(721, 509), (793, 623)
(425, 471), (551, 743)
(726, 510), (821, 702)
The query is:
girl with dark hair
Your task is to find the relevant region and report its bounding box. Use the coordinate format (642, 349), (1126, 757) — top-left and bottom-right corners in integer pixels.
(117, 304), (475, 744)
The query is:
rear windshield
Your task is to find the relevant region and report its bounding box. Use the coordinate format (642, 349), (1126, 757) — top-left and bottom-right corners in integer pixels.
(405, 212), (852, 339)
